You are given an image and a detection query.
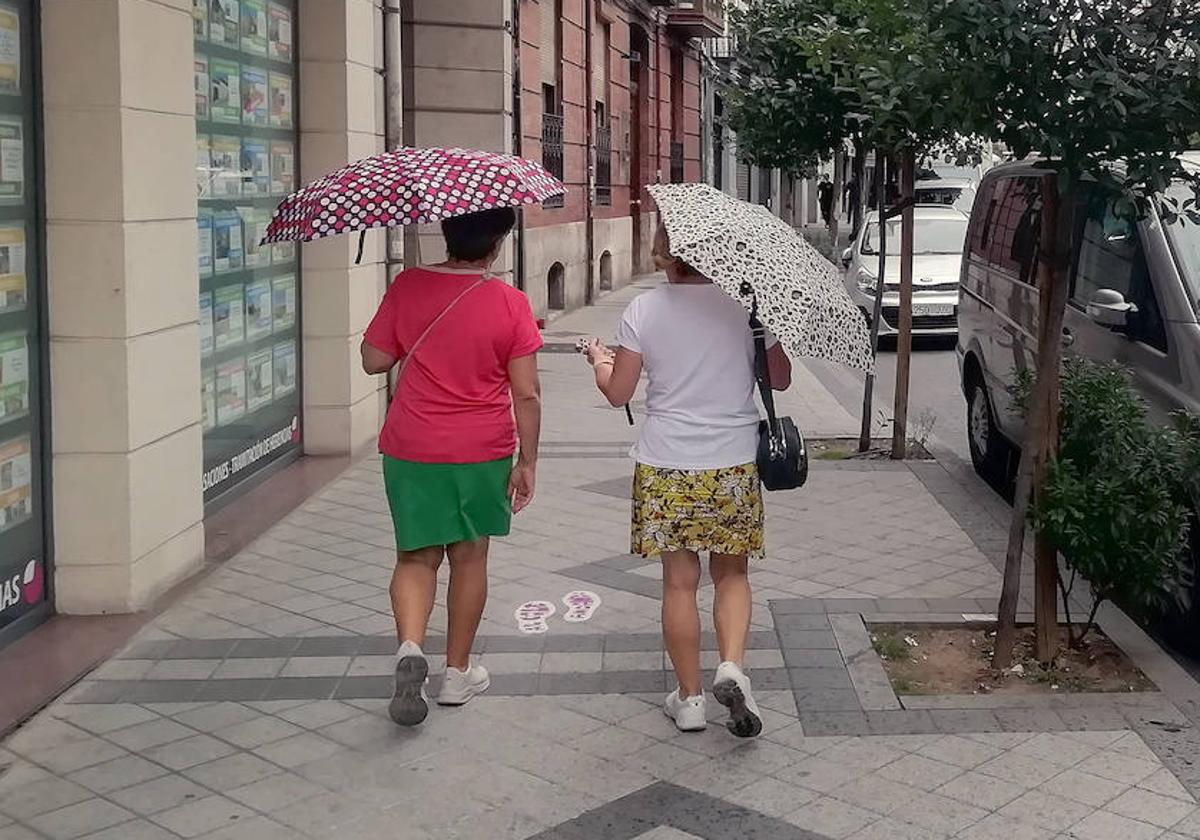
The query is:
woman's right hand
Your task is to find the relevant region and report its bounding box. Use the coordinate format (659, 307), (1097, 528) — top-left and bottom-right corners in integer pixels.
(584, 338), (614, 367)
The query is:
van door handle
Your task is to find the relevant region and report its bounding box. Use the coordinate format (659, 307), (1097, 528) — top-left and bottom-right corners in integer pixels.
(1061, 328), (1075, 347)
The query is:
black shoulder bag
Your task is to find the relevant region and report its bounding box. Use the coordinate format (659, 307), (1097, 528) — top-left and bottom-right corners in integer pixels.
(750, 303), (808, 491)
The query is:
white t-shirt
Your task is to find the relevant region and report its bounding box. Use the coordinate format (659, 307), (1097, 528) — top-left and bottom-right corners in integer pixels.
(616, 283), (771, 471)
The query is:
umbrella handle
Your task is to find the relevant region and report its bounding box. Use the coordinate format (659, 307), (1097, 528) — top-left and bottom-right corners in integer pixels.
(355, 230), (367, 265)
(625, 405), (634, 426)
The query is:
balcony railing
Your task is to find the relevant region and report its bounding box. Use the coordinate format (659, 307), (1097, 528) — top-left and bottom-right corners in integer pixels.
(542, 112), (564, 208)
(670, 141), (685, 184)
(594, 125), (612, 207)
(666, 0), (725, 39)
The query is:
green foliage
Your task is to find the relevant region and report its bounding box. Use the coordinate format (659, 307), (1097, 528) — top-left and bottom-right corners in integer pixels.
(1025, 360), (1193, 643)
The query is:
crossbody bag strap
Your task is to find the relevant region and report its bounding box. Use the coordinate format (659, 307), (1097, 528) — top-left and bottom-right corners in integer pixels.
(749, 297), (779, 428)
(395, 278), (486, 386)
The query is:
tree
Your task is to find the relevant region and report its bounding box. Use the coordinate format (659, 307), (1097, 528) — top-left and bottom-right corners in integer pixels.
(942, 0), (1200, 666)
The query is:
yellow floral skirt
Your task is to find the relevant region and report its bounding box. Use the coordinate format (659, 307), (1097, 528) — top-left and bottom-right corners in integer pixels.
(631, 462), (765, 560)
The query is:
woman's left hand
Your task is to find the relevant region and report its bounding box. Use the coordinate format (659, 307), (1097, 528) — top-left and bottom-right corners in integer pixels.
(585, 338), (614, 367)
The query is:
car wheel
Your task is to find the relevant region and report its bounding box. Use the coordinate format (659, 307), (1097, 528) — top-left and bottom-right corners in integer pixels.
(966, 374), (1010, 484)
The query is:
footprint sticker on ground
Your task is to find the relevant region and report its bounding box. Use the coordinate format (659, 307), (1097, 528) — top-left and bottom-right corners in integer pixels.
(562, 591), (602, 623)
(515, 600), (556, 634)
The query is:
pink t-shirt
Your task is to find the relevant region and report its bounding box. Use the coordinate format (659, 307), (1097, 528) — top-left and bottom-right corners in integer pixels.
(364, 268), (543, 464)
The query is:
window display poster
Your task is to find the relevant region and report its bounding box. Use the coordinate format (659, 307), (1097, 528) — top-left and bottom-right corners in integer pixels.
(272, 275), (296, 331)
(245, 280), (272, 340)
(213, 211), (244, 274)
(0, 225), (24, 312)
(240, 0), (268, 55)
(213, 284), (245, 351)
(0, 435), (32, 532)
(246, 349), (273, 412)
(198, 212), (214, 278)
(270, 140), (294, 196)
(268, 3), (292, 61)
(201, 368), (216, 432)
(211, 0), (240, 48)
(242, 65), (269, 127)
(240, 207), (270, 268)
(272, 240), (295, 264)
(273, 340), (296, 395)
(210, 135), (240, 198)
(194, 57), (209, 120)
(0, 118), (22, 202)
(209, 59), (241, 124)
(193, 0), (208, 40)
(0, 331), (27, 425)
(199, 292), (214, 358)
(195, 135), (212, 199)
(216, 358), (247, 425)
(269, 72), (292, 129)
(241, 138), (269, 196)
(0, 6), (19, 95)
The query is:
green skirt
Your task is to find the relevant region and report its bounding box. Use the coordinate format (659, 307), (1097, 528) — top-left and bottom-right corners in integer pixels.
(382, 456), (513, 551)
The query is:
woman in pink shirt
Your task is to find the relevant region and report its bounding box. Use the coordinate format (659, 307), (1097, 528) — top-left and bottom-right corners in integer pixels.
(360, 208), (543, 727)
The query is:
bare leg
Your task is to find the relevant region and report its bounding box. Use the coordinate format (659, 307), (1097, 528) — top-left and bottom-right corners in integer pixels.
(391, 546), (444, 647)
(444, 538), (490, 670)
(661, 550), (703, 697)
(710, 553), (751, 666)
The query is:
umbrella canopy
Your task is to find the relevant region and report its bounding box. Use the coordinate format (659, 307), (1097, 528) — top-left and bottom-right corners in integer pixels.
(262, 147), (566, 245)
(647, 183), (874, 372)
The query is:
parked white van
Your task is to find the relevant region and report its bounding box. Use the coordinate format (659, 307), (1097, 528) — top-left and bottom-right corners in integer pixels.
(957, 155), (1200, 640)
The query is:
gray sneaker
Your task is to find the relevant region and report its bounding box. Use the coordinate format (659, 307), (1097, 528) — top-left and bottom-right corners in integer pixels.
(389, 640), (429, 726)
(713, 660), (763, 738)
(437, 664), (490, 706)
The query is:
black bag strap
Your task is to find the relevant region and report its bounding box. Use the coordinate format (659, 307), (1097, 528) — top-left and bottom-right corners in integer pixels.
(749, 296), (779, 429)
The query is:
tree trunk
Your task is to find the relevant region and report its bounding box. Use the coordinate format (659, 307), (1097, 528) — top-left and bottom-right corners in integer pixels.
(993, 173), (1068, 670)
(830, 150), (844, 255)
(891, 152), (916, 460)
(851, 140), (866, 238)
(859, 151), (888, 452)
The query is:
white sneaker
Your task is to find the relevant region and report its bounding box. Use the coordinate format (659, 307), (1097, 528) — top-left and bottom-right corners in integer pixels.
(437, 664), (491, 706)
(389, 640), (429, 726)
(713, 661), (762, 738)
(663, 689), (708, 732)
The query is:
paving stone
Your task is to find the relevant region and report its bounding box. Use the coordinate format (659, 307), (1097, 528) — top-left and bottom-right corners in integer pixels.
(1105, 787), (1197, 828)
(999, 789), (1095, 833)
(927, 710), (1003, 734)
(181, 754), (282, 792)
(122, 681), (206, 704)
(149, 795), (257, 838)
(194, 680), (274, 703)
(788, 668), (854, 690)
(209, 660), (287, 680)
(540, 652), (602, 674)
(35, 738), (128, 775)
(785, 795), (877, 837)
(105, 719), (197, 752)
(936, 771), (1026, 811)
(28, 798), (133, 840)
(1065, 810), (1165, 840)
(889, 790), (989, 835)
(778, 630), (840, 650)
(0, 777), (94, 820)
(226, 639), (300, 659)
(798, 712), (870, 737)
(792, 689), (862, 712)
(67, 755), (168, 795)
(782, 650), (846, 669)
(216, 717), (304, 750)
(994, 708), (1068, 732)
(109, 775), (210, 816)
(143, 734), (237, 772)
(225, 773), (324, 812)
(865, 711), (936, 735)
(261, 677), (340, 701)
(251, 732), (343, 769)
(171, 703), (261, 732)
(769, 599), (827, 615)
(956, 813), (1057, 840)
(1074, 750), (1163, 786)
(278, 657), (351, 678)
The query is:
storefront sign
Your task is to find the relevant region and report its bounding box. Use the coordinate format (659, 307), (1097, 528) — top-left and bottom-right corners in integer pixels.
(202, 416), (300, 495)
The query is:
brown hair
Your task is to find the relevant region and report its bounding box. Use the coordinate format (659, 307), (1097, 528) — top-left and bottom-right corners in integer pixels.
(651, 224), (701, 278)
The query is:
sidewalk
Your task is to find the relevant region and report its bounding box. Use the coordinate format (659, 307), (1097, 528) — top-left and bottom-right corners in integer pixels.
(2, 278), (1200, 840)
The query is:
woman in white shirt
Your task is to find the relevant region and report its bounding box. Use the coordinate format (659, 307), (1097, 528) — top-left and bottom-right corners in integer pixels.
(585, 225), (791, 738)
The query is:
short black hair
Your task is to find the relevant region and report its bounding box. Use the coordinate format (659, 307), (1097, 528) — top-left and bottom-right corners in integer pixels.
(440, 207), (517, 261)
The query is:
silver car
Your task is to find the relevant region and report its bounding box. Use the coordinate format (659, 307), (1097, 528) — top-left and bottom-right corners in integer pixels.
(842, 206), (970, 337)
(957, 156), (1200, 639)
(915, 177), (977, 214)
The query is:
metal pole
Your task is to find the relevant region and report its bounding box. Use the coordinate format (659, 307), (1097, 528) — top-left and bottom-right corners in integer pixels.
(383, 0), (403, 400)
(859, 151), (888, 452)
(584, 0), (596, 303)
(512, 0), (526, 290)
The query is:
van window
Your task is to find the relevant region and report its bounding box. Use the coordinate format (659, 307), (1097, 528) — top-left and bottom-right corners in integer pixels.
(967, 178), (997, 261)
(987, 177), (1042, 285)
(1071, 205), (1168, 353)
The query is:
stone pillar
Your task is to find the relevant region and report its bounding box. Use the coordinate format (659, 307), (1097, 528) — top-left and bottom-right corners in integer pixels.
(43, 0), (203, 613)
(298, 0), (389, 456)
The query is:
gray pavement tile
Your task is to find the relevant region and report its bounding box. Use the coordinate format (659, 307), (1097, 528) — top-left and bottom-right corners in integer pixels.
(821, 599), (878, 615)
(0, 777), (94, 820)
(149, 795), (256, 838)
(602, 670), (668, 694)
(1041, 768), (1131, 809)
(603, 651), (663, 671)
(332, 676), (391, 699)
(774, 614), (838, 631)
(782, 650), (845, 669)
(356, 636), (400, 656)
(66, 682), (135, 705)
(143, 734), (237, 771)
(955, 813), (1056, 840)
(34, 738), (128, 775)
(109, 775), (210, 816)
(916, 734), (1003, 769)
(792, 688), (862, 712)
(540, 652), (602, 674)
(167, 640), (238, 660)
(538, 672), (607, 695)
(226, 639), (299, 659)
(778, 630), (839, 650)
(865, 711), (937, 735)
(67, 755), (168, 795)
(785, 794), (877, 837)
(144, 661), (220, 681)
(118, 641), (179, 660)
(889, 790), (990, 835)
(274, 701), (360, 730)
(877, 753), (966, 792)
(797, 712), (870, 737)
(602, 633), (665, 653)
(994, 708), (1068, 732)
(788, 667), (853, 691)
(28, 798), (133, 840)
(225, 773), (323, 812)
(869, 599), (932, 615)
(105, 719), (197, 752)
(478, 652), (544, 674)
(122, 681), (206, 704)
(171, 703), (260, 732)
(748, 630), (783, 649)
(998, 789), (1095, 833)
(261, 677), (340, 701)
(1105, 786), (1197, 828)
(293, 637), (363, 657)
(53, 706), (159, 736)
(181, 754), (283, 792)
(217, 716), (304, 750)
(1064, 810), (1165, 840)
(769, 600), (827, 615)
(193, 680), (274, 703)
(927, 709), (1003, 733)
(316, 713), (396, 750)
(545, 635), (606, 653)
(278, 657), (351, 679)
(251, 732), (343, 769)
(209, 659), (286, 680)
(486, 674), (541, 696)
(937, 771), (1027, 811)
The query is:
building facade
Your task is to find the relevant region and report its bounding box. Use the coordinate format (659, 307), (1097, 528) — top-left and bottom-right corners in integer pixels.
(0, 0), (719, 651)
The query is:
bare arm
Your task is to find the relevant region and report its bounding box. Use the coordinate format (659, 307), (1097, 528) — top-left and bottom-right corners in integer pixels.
(766, 343), (792, 391)
(589, 342), (642, 407)
(360, 340), (398, 375)
(507, 352), (541, 513)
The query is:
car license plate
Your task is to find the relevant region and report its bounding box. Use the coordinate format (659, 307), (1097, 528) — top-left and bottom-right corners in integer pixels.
(913, 303), (954, 317)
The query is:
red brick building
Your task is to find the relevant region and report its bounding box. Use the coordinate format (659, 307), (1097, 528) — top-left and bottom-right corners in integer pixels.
(517, 0), (720, 318)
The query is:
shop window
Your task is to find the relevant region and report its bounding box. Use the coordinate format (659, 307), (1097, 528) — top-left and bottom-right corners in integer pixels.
(548, 263), (566, 311)
(194, 0), (302, 507)
(0, 0), (47, 645)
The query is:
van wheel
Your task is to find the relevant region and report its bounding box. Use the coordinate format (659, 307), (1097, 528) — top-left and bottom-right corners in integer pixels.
(967, 375), (1009, 484)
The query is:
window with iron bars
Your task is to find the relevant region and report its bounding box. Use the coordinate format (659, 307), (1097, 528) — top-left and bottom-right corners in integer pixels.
(542, 112), (565, 208)
(670, 141), (685, 183)
(594, 124), (612, 206)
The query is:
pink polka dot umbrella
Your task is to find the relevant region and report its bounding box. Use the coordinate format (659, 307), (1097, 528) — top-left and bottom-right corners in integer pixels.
(261, 146), (566, 252)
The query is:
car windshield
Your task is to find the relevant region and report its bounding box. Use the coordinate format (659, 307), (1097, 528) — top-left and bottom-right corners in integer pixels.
(1162, 180), (1200, 308)
(862, 217), (968, 256)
